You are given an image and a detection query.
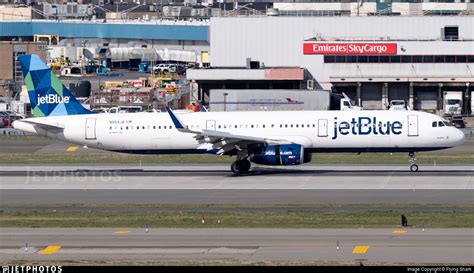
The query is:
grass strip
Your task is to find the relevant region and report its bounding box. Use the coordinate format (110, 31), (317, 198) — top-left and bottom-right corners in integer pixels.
(1, 210), (472, 228)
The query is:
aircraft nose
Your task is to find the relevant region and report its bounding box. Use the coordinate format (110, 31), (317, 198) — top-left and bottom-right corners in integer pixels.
(451, 128), (465, 146)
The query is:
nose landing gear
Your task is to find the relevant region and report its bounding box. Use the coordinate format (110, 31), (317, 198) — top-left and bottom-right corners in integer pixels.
(408, 152), (418, 172)
(231, 159), (251, 174)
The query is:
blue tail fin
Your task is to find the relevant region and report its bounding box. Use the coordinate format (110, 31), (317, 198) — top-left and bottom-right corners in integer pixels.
(199, 103), (208, 112)
(18, 54), (93, 117)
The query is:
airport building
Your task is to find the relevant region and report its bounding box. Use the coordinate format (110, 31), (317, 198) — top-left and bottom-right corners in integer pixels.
(0, 41), (47, 97)
(1, 7), (474, 115)
(188, 16), (474, 115)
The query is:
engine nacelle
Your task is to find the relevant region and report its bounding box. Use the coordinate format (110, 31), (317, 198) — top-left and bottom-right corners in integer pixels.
(250, 144), (312, 166)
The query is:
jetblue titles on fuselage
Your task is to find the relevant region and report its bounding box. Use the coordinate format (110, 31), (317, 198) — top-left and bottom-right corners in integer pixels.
(332, 116), (403, 140)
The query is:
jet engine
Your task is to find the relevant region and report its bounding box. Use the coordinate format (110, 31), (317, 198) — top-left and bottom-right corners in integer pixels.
(249, 144), (312, 166)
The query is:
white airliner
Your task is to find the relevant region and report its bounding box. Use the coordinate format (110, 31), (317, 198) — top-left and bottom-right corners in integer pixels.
(13, 55), (465, 173)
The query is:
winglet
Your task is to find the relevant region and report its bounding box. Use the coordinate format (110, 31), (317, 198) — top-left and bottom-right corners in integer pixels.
(165, 107), (185, 129)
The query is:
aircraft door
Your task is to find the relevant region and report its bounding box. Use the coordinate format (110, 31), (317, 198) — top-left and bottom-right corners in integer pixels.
(206, 120), (216, 131)
(318, 119), (328, 137)
(85, 118), (97, 140)
(407, 115), (419, 137)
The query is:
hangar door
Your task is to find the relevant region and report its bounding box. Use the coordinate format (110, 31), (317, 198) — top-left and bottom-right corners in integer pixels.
(85, 118), (97, 140)
(415, 89), (438, 110)
(361, 83), (383, 110)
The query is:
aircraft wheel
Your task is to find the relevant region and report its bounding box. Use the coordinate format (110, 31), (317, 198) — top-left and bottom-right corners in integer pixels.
(231, 161), (242, 174)
(241, 159), (251, 172)
(410, 164), (419, 172)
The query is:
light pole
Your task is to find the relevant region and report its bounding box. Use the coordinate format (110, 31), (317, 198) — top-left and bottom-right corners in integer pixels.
(81, 40), (87, 78)
(223, 92), (228, 112)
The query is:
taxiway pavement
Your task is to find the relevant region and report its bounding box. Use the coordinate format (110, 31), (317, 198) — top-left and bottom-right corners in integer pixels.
(1, 228), (472, 264)
(0, 164), (472, 205)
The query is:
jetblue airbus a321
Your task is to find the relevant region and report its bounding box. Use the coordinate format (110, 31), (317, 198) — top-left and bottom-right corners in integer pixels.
(13, 55), (465, 173)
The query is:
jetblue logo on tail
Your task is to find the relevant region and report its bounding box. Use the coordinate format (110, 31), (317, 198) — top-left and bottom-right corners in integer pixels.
(18, 54), (92, 117)
(332, 117), (403, 140)
(37, 94), (70, 106)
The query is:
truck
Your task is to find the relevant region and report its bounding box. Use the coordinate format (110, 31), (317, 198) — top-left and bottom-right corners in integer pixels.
(388, 100), (408, 111)
(209, 89), (360, 112)
(108, 106), (143, 113)
(443, 91), (463, 116)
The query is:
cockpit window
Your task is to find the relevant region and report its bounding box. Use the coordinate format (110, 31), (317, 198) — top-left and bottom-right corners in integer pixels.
(432, 121), (437, 127)
(438, 121), (445, 127)
(443, 121), (451, 126)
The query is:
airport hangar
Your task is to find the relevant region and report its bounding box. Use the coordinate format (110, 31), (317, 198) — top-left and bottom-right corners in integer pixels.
(187, 16), (474, 115)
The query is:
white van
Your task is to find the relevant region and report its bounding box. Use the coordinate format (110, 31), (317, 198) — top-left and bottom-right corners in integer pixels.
(109, 106), (143, 114)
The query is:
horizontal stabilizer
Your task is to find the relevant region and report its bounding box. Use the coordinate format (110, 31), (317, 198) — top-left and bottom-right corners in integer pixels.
(17, 119), (64, 131)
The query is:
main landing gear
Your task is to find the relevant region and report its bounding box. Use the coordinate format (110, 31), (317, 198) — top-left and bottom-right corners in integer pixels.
(408, 152), (418, 172)
(231, 159), (251, 174)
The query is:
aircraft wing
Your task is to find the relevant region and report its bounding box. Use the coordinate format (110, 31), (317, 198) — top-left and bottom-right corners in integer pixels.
(166, 107), (292, 154)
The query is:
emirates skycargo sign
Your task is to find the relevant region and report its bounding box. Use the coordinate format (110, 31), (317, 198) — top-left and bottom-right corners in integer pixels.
(303, 43), (397, 55)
